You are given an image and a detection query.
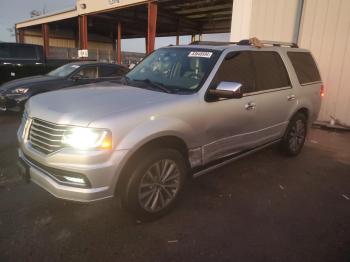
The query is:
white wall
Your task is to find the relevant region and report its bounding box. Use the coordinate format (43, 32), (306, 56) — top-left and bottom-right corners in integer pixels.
(299, 0), (350, 126)
(230, 0), (350, 126)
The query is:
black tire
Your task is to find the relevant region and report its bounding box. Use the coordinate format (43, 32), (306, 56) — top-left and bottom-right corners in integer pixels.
(120, 148), (187, 222)
(280, 113), (308, 156)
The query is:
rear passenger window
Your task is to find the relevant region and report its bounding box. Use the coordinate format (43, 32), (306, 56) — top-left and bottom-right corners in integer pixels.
(287, 52), (321, 85)
(252, 52), (290, 91)
(212, 51), (256, 93)
(99, 65), (118, 77)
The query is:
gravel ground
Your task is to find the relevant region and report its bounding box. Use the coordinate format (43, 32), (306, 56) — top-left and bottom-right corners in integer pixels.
(0, 114), (350, 262)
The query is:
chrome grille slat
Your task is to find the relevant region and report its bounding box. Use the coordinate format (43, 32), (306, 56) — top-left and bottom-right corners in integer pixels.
(30, 141), (53, 154)
(28, 118), (67, 155)
(31, 122), (66, 132)
(29, 136), (62, 148)
(30, 126), (64, 137)
(30, 132), (62, 143)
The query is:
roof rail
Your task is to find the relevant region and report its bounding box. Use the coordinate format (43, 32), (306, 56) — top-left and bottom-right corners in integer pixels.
(237, 39), (299, 48)
(190, 41), (237, 46)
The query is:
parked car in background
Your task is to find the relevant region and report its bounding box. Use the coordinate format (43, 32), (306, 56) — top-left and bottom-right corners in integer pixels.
(17, 39), (322, 221)
(0, 43), (46, 85)
(0, 61), (129, 112)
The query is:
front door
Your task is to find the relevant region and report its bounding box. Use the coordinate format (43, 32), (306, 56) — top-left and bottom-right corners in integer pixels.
(202, 51), (259, 164)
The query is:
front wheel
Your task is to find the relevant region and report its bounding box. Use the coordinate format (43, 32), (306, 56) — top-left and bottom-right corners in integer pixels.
(120, 148), (187, 222)
(280, 113), (307, 156)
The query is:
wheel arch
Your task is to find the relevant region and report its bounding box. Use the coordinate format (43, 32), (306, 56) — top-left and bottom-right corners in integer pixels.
(114, 135), (190, 195)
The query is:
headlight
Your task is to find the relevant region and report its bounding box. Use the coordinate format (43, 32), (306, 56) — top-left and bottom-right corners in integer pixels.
(62, 127), (112, 150)
(11, 87), (29, 94)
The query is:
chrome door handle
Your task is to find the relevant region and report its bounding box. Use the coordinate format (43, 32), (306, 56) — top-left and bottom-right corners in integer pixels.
(287, 94), (296, 101)
(245, 102), (256, 110)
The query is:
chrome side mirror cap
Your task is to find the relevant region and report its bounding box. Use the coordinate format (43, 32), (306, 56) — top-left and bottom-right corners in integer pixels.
(216, 81), (242, 93)
(208, 81), (243, 99)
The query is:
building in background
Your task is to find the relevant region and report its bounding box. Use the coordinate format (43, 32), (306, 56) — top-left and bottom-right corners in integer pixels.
(15, 0), (350, 126)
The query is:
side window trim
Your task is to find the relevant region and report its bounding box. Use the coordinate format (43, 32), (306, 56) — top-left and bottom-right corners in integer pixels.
(243, 86), (292, 97)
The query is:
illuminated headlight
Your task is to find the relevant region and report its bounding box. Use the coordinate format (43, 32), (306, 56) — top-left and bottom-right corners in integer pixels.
(62, 127), (112, 150)
(11, 87), (29, 94)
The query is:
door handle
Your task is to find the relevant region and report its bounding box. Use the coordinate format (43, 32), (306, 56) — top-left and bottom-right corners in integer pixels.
(245, 102), (256, 110)
(287, 94), (296, 101)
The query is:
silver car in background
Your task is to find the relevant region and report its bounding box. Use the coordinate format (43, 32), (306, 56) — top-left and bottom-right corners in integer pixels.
(17, 40), (323, 221)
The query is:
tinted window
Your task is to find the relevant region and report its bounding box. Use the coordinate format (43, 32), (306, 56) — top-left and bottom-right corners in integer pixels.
(287, 52), (321, 84)
(77, 66), (98, 79)
(99, 65), (122, 77)
(212, 51), (256, 93)
(0, 45), (10, 58)
(10, 45), (38, 60)
(252, 51), (290, 91)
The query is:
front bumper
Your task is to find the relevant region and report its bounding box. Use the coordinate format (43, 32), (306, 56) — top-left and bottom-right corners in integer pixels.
(18, 142), (129, 202)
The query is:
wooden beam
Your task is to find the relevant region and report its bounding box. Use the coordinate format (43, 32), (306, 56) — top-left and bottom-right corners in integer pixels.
(78, 15), (88, 50)
(117, 22), (122, 64)
(147, 1), (157, 54)
(17, 29), (25, 43)
(42, 24), (49, 59)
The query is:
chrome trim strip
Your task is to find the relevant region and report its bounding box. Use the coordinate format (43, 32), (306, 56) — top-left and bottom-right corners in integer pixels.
(30, 126), (64, 137)
(193, 139), (281, 178)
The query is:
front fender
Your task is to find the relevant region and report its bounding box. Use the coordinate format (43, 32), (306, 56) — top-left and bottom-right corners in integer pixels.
(115, 117), (199, 152)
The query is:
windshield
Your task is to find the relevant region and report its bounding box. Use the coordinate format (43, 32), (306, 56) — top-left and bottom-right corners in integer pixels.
(126, 48), (219, 93)
(47, 64), (81, 77)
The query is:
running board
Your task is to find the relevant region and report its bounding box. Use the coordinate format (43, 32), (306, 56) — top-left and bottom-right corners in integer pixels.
(192, 139), (281, 178)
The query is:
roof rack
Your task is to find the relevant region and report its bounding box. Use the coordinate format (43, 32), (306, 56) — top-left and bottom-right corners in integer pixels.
(237, 39), (299, 48)
(189, 38), (299, 48)
(190, 41), (237, 46)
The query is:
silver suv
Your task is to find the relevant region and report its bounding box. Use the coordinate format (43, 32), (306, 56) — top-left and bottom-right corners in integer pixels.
(17, 40), (323, 221)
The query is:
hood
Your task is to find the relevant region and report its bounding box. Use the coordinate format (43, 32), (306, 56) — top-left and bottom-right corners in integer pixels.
(0, 75), (60, 93)
(26, 82), (177, 127)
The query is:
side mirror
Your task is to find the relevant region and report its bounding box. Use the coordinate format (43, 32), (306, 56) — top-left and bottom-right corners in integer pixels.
(208, 81), (243, 99)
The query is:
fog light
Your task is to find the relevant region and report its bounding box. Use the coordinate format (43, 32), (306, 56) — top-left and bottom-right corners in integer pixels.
(63, 176), (86, 184)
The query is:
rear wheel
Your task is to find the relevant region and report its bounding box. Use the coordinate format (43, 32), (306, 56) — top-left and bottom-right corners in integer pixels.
(280, 113), (307, 156)
(120, 148), (187, 222)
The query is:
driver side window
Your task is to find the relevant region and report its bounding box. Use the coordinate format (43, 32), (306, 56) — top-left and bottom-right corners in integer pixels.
(77, 66), (98, 79)
(212, 51), (256, 94)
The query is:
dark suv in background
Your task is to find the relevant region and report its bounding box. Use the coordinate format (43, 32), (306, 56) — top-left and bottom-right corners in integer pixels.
(0, 43), (46, 85)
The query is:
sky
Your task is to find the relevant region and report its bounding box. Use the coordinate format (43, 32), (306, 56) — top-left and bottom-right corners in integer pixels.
(0, 0), (229, 53)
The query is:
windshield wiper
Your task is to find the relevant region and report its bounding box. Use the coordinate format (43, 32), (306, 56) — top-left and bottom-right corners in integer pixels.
(131, 78), (173, 94)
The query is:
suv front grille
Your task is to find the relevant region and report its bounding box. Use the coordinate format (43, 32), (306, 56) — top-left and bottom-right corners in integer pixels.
(29, 118), (67, 154)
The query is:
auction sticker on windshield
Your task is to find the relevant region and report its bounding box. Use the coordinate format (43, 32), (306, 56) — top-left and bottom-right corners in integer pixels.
(188, 51), (213, 58)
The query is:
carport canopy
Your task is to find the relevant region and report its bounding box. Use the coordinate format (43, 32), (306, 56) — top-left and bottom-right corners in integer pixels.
(16, 0), (233, 61)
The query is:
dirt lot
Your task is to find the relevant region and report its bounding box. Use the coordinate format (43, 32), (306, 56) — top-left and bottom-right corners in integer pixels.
(1, 114), (350, 262)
